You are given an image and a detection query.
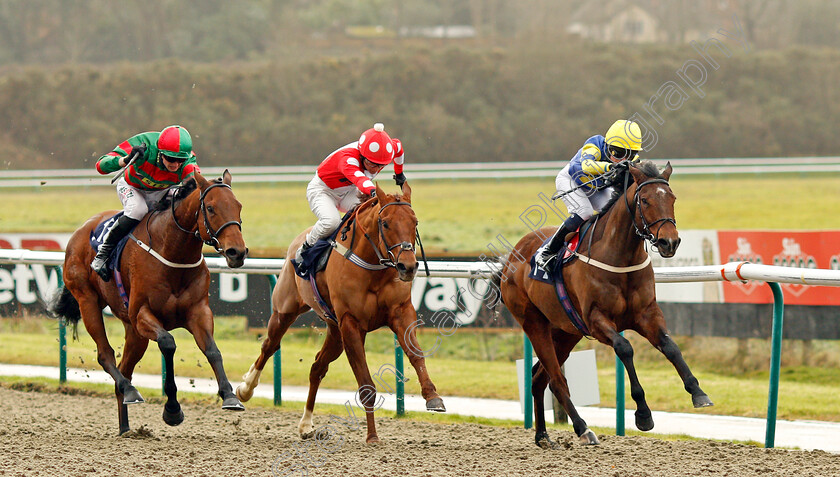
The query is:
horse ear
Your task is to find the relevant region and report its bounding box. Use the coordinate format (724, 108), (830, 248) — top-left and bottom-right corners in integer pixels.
(193, 172), (208, 189)
(401, 181), (412, 203)
(222, 169), (232, 186)
(629, 163), (647, 184)
(662, 161), (673, 181)
(374, 183), (385, 202)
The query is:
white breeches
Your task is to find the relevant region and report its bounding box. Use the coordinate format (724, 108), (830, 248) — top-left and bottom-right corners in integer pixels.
(115, 177), (170, 220)
(304, 176), (362, 245)
(555, 164), (615, 220)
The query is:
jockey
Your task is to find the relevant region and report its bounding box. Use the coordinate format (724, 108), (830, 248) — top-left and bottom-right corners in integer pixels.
(535, 119), (643, 270)
(296, 122), (405, 262)
(91, 125), (199, 281)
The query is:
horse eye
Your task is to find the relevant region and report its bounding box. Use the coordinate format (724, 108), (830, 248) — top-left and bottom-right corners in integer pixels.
(382, 221), (389, 229)
(206, 205), (215, 214)
(641, 199), (649, 206)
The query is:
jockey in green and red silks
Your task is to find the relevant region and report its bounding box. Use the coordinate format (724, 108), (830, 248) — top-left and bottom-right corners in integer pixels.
(91, 125), (200, 281)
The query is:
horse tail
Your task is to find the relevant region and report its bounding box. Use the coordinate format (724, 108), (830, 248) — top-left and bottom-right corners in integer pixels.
(485, 253), (508, 310)
(48, 285), (81, 325)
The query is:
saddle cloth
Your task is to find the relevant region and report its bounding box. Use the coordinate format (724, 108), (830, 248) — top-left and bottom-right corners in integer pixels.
(89, 212), (134, 273)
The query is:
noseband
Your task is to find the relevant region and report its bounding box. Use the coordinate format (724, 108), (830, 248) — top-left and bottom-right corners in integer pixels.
(173, 181), (242, 253)
(622, 172), (676, 250)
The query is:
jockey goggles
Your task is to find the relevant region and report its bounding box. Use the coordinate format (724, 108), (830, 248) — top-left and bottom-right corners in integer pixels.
(159, 151), (188, 164)
(608, 146), (639, 161)
(362, 156), (386, 171)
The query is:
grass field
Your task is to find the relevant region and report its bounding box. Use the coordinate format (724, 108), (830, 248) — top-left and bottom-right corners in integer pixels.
(2, 173), (840, 255)
(1, 317), (839, 422)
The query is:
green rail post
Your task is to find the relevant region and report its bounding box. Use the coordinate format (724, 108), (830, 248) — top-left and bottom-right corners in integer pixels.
(765, 282), (785, 448)
(57, 267), (66, 384)
(161, 354), (166, 395)
(523, 334), (533, 429)
(268, 274), (281, 406)
(616, 331), (625, 436)
(394, 334), (405, 416)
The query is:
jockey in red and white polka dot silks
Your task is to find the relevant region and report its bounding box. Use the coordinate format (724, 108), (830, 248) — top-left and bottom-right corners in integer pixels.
(298, 123), (404, 260)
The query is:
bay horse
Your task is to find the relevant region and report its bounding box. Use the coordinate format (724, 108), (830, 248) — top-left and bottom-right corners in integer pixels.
(235, 182), (445, 444)
(50, 170), (248, 435)
(498, 161), (712, 447)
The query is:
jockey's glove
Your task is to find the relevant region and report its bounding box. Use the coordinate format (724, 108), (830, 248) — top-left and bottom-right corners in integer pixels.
(394, 173), (406, 186)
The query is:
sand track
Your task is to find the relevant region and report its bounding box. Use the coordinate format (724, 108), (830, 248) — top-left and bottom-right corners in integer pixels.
(0, 385), (837, 476)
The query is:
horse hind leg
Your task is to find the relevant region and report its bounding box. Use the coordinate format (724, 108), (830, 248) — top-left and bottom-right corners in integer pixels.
(116, 325), (150, 434)
(299, 323), (344, 439)
(236, 307), (301, 402)
(522, 317), (599, 445)
(531, 363), (555, 449)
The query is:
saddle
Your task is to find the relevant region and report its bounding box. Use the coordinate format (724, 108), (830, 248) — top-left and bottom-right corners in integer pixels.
(291, 208), (358, 280)
(89, 212), (134, 274)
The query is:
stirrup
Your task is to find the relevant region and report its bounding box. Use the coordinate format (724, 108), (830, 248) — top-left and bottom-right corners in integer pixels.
(536, 251), (557, 270)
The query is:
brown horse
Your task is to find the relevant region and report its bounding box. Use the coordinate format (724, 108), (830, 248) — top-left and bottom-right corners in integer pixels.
(235, 182), (445, 443)
(498, 161), (712, 447)
(49, 171), (248, 435)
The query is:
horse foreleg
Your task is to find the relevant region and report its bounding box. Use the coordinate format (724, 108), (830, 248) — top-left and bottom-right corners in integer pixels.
(390, 304), (444, 412)
(642, 322), (713, 409)
(116, 325), (150, 434)
(339, 316), (380, 444)
(136, 308), (183, 426)
(522, 317), (598, 445)
(187, 307), (244, 411)
(605, 328), (654, 432)
(236, 309), (299, 402)
(299, 323), (344, 439)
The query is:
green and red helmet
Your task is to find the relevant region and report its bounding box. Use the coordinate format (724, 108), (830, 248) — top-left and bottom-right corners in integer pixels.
(157, 125), (193, 161)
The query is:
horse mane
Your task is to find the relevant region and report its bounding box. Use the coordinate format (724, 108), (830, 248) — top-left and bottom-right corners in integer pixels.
(150, 177), (198, 212)
(595, 160), (664, 219)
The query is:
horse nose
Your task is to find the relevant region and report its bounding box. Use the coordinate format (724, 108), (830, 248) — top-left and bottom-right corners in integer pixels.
(656, 238), (681, 257)
(395, 261), (417, 281)
(225, 247), (247, 267)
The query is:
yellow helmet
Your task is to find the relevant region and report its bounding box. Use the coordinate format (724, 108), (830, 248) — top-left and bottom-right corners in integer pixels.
(604, 120), (643, 158)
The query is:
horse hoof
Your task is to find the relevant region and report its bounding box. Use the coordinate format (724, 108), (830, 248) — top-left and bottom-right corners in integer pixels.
(122, 387), (145, 405)
(235, 383), (253, 403)
(162, 407), (185, 426)
(300, 429), (316, 440)
(366, 436), (381, 445)
(425, 397), (446, 412)
(222, 397), (245, 411)
(578, 429), (600, 445)
(635, 412), (654, 432)
(535, 432), (557, 450)
(693, 394), (714, 408)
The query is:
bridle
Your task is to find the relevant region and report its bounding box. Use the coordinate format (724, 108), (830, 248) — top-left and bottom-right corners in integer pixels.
(172, 181), (242, 253)
(345, 197), (430, 275)
(621, 169), (676, 252)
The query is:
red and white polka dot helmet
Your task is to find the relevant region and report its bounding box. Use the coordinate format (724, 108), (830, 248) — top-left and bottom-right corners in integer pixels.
(358, 123), (395, 165)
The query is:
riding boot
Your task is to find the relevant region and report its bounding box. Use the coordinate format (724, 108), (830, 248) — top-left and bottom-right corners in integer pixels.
(91, 215), (140, 282)
(535, 214), (584, 270)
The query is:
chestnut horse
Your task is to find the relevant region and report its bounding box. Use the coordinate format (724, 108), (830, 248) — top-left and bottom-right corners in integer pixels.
(236, 182), (445, 443)
(498, 161), (712, 447)
(50, 171), (248, 435)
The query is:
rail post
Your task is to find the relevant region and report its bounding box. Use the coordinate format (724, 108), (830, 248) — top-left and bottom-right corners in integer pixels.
(395, 334), (405, 416)
(616, 331), (625, 436)
(268, 274), (281, 406)
(765, 282), (785, 448)
(523, 334), (533, 429)
(57, 267), (67, 384)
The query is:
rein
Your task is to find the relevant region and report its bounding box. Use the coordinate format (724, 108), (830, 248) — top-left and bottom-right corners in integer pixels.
(172, 181), (242, 253)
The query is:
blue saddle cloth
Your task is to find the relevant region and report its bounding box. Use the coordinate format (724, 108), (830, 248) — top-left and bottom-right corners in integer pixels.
(89, 212), (133, 273)
(292, 209), (357, 280)
(527, 222), (594, 337)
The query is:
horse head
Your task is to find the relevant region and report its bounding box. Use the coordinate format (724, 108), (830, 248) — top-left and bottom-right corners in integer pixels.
(628, 161), (680, 257)
(191, 170), (248, 267)
(372, 182), (418, 281)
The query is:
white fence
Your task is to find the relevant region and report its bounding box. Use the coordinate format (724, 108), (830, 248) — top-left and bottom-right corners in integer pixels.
(3, 156), (840, 188)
